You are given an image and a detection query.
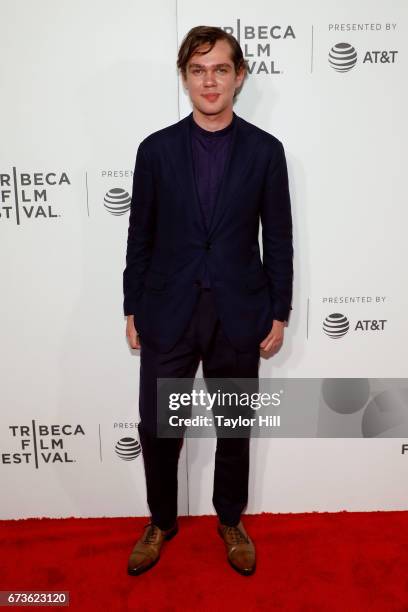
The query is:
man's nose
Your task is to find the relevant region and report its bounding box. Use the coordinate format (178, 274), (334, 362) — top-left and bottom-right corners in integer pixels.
(203, 70), (216, 86)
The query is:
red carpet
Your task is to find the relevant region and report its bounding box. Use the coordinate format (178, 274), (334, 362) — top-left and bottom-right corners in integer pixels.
(1, 511), (408, 611)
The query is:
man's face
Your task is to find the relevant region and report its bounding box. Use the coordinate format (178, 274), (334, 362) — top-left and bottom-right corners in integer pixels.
(182, 38), (245, 116)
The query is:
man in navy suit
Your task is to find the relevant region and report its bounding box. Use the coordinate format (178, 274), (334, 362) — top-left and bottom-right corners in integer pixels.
(124, 25), (293, 577)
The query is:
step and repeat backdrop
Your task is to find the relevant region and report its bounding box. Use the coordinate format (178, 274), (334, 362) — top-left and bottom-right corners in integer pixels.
(1, 0), (407, 519)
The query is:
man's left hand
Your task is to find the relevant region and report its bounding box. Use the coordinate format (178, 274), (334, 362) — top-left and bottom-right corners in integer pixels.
(260, 320), (286, 356)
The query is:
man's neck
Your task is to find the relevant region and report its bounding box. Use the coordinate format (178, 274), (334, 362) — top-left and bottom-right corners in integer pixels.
(191, 108), (234, 132)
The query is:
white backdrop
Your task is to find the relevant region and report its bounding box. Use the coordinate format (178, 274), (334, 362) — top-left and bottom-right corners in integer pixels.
(1, 0), (407, 519)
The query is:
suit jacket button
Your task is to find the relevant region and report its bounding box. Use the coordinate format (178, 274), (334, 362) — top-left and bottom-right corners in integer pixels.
(205, 242), (211, 251)
(194, 280), (202, 287)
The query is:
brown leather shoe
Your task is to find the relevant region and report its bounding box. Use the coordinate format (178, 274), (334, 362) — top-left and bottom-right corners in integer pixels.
(127, 521), (178, 576)
(218, 520), (256, 576)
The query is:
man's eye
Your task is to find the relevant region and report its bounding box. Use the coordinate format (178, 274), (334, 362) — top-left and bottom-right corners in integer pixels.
(193, 69), (202, 74)
(217, 68), (227, 73)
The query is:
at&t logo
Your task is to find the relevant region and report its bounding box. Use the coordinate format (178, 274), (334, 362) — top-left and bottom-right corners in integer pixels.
(328, 42), (398, 72)
(323, 313), (387, 338)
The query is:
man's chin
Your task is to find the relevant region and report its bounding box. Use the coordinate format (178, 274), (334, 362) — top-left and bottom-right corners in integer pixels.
(193, 101), (229, 116)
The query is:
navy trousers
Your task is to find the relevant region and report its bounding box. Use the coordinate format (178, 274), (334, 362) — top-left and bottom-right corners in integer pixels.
(137, 288), (260, 529)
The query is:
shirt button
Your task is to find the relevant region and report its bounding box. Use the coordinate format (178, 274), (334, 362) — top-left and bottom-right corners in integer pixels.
(205, 241), (211, 251)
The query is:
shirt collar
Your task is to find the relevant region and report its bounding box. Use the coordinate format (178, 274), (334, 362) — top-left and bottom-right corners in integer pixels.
(189, 111), (236, 138)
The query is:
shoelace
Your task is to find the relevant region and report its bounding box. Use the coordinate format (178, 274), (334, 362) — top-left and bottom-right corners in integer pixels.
(224, 526), (249, 545)
(142, 523), (159, 545)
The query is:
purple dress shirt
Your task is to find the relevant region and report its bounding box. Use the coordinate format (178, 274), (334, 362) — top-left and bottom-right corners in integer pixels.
(189, 112), (235, 288)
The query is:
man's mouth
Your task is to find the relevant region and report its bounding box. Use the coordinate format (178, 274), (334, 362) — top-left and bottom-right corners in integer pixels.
(201, 94), (220, 102)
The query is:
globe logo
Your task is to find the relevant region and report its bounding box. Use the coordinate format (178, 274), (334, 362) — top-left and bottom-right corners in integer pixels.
(114, 437), (142, 461)
(323, 313), (350, 339)
(103, 187), (131, 216)
(328, 42), (357, 72)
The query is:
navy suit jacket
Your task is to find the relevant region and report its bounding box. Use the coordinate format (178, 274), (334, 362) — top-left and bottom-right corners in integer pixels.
(123, 112), (293, 353)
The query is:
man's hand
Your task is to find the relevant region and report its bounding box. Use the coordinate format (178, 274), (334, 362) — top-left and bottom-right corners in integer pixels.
(126, 315), (141, 349)
(260, 320), (285, 356)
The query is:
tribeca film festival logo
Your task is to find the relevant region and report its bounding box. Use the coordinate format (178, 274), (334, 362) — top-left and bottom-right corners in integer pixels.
(221, 19), (295, 75)
(0, 169), (71, 225)
(1, 420), (85, 468)
(101, 169), (133, 216)
(113, 422), (141, 461)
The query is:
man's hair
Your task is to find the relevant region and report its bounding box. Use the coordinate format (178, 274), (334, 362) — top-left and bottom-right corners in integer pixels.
(177, 25), (247, 80)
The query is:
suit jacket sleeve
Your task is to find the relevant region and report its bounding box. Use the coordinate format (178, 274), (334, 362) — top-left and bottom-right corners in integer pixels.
(260, 140), (294, 322)
(123, 141), (155, 316)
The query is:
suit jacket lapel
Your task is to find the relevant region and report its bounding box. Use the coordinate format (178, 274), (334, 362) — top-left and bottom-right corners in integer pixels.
(207, 113), (244, 237)
(173, 114), (207, 238)
(173, 112), (250, 239)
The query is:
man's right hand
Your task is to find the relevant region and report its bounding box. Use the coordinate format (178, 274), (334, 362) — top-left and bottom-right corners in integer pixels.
(126, 315), (141, 349)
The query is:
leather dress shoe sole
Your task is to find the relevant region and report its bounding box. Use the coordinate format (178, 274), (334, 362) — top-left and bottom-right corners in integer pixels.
(127, 523), (178, 576)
